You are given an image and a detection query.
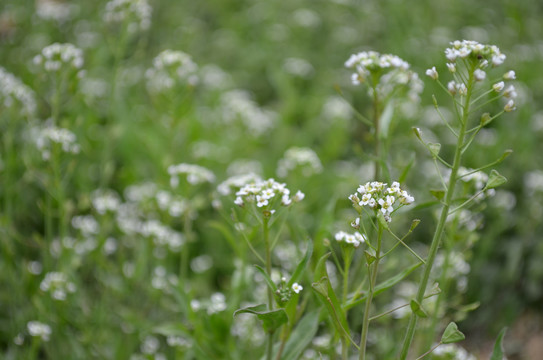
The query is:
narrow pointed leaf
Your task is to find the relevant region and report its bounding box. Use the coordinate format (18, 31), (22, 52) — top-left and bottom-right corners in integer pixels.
(490, 328), (507, 360)
(254, 265), (278, 292)
(288, 240), (313, 287)
(343, 262), (422, 310)
(313, 252), (331, 283)
(280, 312), (320, 360)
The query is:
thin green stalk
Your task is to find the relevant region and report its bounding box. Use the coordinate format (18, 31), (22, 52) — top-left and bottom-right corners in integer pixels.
(398, 63), (476, 360)
(342, 249), (353, 360)
(359, 224), (383, 360)
(423, 224), (454, 350)
(263, 216), (274, 360)
(342, 250), (352, 303)
(373, 87), (381, 180)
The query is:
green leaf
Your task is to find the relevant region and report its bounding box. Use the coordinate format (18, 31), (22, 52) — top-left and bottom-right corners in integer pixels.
(153, 322), (190, 337)
(430, 189), (445, 200)
(409, 219), (421, 232)
(410, 299), (428, 318)
(485, 169), (507, 189)
(280, 312), (320, 360)
(427, 142), (441, 158)
(490, 327), (507, 360)
(441, 322), (465, 344)
(313, 252), (331, 283)
(480, 112), (492, 126)
(311, 277), (351, 339)
(343, 262), (422, 311)
(364, 249), (376, 265)
(379, 100), (394, 140)
(288, 240), (313, 287)
(398, 153), (416, 184)
(234, 305), (288, 333)
(254, 265), (278, 292)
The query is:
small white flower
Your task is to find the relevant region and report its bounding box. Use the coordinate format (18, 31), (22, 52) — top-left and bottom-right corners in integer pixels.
(493, 81), (505, 92)
(456, 83), (467, 96)
(281, 194), (292, 206)
(292, 283), (303, 294)
(447, 81), (457, 95)
(492, 53), (506, 66)
(27, 321), (52, 341)
(359, 193), (372, 206)
(446, 63), (456, 73)
(256, 195), (269, 207)
(474, 69), (486, 81)
(293, 190), (305, 202)
(504, 99), (516, 112)
(503, 85), (517, 99)
(503, 70), (516, 80)
(234, 197), (244, 206)
(425, 67), (438, 80)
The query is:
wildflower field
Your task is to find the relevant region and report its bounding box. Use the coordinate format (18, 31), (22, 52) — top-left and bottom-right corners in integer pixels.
(2, 0), (543, 359)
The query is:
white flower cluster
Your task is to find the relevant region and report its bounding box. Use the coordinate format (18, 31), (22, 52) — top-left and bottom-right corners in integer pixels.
(151, 266), (178, 292)
(36, 0), (75, 22)
(27, 321), (52, 342)
(217, 173), (262, 196)
(140, 219), (185, 252)
(458, 167), (495, 201)
(145, 50), (198, 93)
(92, 189), (121, 215)
(115, 207), (185, 253)
(33, 43), (84, 72)
(429, 40), (517, 112)
(334, 230), (366, 248)
(103, 0), (152, 33)
(234, 178), (304, 210)
(0, 67), (36, 117)
(71, 215), (100, 236)
(168, 163), (215, 187)
(444, 40), (506, 66)
(276, 147), (323, 178)
(39, 272), (76, 301)
(321, 95), (352, 121)
(345, 51), (423, 101)
(435, 251), (471, 292)
(349, 181), (414, 222)
(283, 57), (314, 78)
(221, 90), (276, 136)
(33, 124), (80, 160)
(433, 343), (476, 360)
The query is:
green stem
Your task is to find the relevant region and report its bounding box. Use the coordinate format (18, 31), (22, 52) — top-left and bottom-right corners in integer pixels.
(342, 250), (352, 303)
(373, 88), (381, 180)
(263, 216), (274, 360)
(398, 62), (476, 360)
(359, 224), (383, 360)
(342, 249), (352, 360)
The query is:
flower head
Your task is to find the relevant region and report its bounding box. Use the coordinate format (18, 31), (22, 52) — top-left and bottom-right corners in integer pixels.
(233, 178), (303, 213)
(345, 51), (423, 102)
(349, 181), (414, 222)
(334, 230), (366, 247)
(104, 0), (152, 33)
(146, 50), (198, 93)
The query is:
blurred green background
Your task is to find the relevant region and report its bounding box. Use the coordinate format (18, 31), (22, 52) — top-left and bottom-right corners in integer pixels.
(1, 0), (542, 359)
